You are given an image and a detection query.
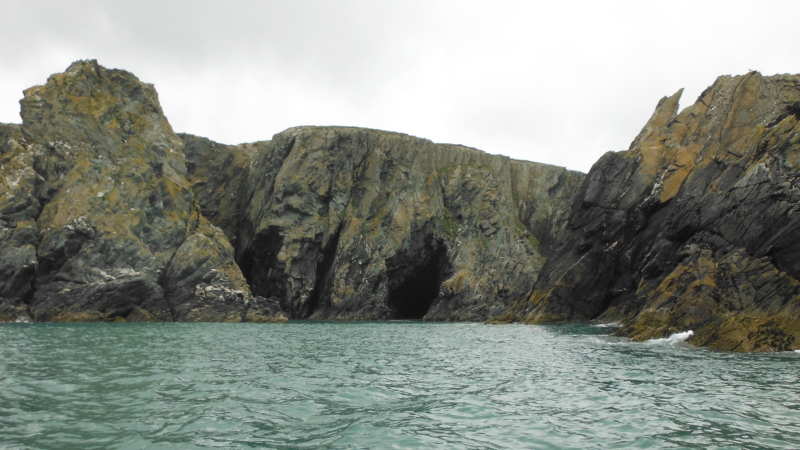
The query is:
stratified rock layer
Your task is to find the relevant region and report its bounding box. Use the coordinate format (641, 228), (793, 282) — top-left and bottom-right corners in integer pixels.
(524, 72), (800, 351)
(0, 60), (278, 322)
(184, 127), (583, 320)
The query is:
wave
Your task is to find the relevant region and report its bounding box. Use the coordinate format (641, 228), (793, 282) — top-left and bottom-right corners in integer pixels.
(646, 330), (694, 345)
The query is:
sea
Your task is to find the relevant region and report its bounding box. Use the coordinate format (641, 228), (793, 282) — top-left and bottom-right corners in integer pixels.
(0, 321), (798, 449)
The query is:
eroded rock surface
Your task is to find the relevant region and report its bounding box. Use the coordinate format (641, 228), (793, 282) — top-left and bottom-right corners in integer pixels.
(0, 60), (580, 324)
(0, 60), (277, 322)
(184, 127), (583, 321)
(524, 72), (800, 351)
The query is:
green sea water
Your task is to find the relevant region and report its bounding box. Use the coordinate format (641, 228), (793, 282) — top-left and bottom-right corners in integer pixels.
(0, 321), (798, 449)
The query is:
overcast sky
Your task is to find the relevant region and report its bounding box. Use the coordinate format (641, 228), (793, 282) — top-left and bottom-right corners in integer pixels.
(2, 1), (800, 172)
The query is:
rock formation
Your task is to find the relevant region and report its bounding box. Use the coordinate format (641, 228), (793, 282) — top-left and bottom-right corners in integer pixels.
(524, 72), (800, 352)
(0, 60), (583, 323)
(0, 60), (281, 322)
(8, 61), (798, 352)
(182, 127), (583, 320)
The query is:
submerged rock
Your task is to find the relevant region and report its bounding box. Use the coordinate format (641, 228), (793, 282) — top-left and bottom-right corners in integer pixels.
(524, 72), (800, 352)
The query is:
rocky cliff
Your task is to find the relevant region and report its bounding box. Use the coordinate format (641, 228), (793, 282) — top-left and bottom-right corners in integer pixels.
(524, 72), (800, 352)
(182, 127), (583, 320)
(0, 61), (583, 323)
(0, 60), (280, 322)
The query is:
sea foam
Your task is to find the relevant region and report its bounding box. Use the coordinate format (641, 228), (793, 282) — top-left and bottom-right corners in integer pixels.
(646, 330), (694, 345)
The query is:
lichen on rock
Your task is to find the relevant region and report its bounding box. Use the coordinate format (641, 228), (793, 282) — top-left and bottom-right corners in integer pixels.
(524, 72), (800, 352)
(0, 60), (274, 323)
(0, 60), (581, 325)
(185, 126), (583, 321)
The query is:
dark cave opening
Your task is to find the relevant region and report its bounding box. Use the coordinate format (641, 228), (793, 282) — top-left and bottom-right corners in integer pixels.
(238, 226), (286, 301)
(386, 244), (449, 320)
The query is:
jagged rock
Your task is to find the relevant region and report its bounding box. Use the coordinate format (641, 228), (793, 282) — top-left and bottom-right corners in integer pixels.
(0, 60), (261, 322)
(179, 133), (260, 248)
(0, 123), (41, 321)
(524, 72), (800, 351)
(221, 127), (583, 321)
(1, 60), (582, 324)
(6, 61), (800, 351)
(164, 218), (253, 322)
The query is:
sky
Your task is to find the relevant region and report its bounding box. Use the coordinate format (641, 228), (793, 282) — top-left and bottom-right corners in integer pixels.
(2, 1), (800, 173)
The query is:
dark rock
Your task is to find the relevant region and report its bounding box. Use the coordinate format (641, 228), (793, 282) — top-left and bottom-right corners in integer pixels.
(0, 60), (259, 322)
(1, 60), (582, 325)
(178, 128), (584, 322)
(231, 127), (583, 321)
(524, 72), (800, 352)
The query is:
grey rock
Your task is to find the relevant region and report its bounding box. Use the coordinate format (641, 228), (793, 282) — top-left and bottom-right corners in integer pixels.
(525, 72), (800, 352)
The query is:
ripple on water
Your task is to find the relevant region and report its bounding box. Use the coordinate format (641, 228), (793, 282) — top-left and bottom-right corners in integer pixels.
(0, 321), (799, 449)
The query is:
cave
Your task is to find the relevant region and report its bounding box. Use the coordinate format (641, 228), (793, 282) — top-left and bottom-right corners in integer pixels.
(386, 243), (449, 320)
(238, 226), (286, 301)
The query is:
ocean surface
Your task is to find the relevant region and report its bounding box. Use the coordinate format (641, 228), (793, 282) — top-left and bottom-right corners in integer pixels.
(0, 322), (798, 449)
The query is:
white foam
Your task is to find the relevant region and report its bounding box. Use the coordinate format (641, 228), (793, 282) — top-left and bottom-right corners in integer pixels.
(594, 322), (621, 328)
(646, 330), (694, 345)
(14, 316), (30, 323)
(669, 330), (694, 342)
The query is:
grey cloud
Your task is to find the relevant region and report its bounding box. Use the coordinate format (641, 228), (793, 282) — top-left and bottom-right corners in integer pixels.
(3, 1), (800, 172)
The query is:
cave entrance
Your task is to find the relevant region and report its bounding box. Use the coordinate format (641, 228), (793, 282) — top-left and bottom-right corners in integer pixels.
(386, 244), (449, 320)
(238, 226), (286, 302)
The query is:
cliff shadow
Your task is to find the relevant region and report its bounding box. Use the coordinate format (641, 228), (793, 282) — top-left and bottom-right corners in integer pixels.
(385, 237), (450, 320)
(238, 226), (287, 303)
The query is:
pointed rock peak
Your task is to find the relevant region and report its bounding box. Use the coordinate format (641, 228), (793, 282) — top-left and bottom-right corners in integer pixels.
(659, 88), (683, 116)
(628, 88), (683, 151)
(64, 59), (102, 78)
(19, 60), (174, 148)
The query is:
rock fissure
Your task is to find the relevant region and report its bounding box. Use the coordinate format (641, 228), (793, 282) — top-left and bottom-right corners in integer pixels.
(304, 224), (343, 319)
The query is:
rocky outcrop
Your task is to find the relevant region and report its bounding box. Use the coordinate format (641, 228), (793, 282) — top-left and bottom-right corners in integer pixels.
(7, 61), (800, 351)
(0, 123), (38, 321)
(182, 127), (583, 320)
(0, 60), (282, 322)
(524, 72), (800, 351)
(0, 60), (581, 323)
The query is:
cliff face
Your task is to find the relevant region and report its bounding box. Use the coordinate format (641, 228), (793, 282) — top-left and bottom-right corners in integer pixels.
(525, 72), (800, 351)
(4, 61), (800, 352)
(0, 60), (279, 322)
(0, 61), (583, 323)
(183, 127), (583, 320)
